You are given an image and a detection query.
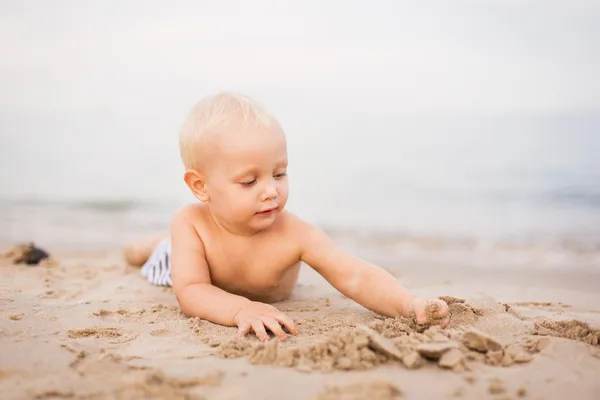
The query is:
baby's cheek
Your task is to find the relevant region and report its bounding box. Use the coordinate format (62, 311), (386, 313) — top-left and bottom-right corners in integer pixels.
(278, 185), (290, 207)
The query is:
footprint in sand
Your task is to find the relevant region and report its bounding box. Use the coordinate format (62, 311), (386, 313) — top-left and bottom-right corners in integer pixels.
(66, 327), (137, 344)
(91, 305), (185, 324)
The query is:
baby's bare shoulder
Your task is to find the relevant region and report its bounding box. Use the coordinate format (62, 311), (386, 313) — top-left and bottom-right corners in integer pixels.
(171, 203), (212, 231)
(276, 211), (334, 252)
(275, 211), (319, 239)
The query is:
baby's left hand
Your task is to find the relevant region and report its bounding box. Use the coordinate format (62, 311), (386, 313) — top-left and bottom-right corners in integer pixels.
(403, 297), (450, 328)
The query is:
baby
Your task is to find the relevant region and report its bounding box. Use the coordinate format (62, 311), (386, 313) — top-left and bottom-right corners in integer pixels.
(124, 92), (450, 342)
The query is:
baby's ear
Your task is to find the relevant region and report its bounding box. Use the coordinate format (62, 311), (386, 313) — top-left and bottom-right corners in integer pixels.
(183, 169), (210, 202)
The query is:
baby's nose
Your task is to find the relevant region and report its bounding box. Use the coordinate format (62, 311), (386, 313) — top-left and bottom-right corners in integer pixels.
(262, 182), (278, 200)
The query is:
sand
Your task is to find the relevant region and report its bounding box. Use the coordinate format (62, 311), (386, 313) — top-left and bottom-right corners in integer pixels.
(1, 245), (600, 399)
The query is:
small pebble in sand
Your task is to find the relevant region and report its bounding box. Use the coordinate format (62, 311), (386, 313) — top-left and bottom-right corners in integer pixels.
(8, 314), (24, 321)
(516, 387), (527, 397)
(3, 243), (50, 266)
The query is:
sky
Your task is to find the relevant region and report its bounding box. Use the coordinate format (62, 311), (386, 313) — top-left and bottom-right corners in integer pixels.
(0, 1), (599, 244)
(0, 0), (598, 117)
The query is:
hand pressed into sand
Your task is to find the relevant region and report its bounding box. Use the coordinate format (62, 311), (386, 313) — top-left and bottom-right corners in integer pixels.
(234, 301), (298, 342)
(402, 297), (450, 328)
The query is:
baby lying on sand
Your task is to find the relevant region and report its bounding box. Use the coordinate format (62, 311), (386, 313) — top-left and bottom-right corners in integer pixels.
(124, 92), (449, 342)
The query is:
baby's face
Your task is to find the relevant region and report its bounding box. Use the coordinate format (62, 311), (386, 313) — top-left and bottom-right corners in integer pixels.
(204, 123), (289, 234)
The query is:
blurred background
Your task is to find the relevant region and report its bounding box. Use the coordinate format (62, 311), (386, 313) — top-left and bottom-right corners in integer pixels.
(1, 1), (599, 270)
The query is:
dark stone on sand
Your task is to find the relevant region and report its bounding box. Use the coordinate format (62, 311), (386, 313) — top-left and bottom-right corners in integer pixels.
(6, 243), (50, 266)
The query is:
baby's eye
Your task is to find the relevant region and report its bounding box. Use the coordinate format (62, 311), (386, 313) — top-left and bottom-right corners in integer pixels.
(274, 172), (287, 179)
(240, 179), (256, 187)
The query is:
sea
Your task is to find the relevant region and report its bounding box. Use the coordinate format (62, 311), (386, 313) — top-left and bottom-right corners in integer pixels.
(1, 109), (599, 270)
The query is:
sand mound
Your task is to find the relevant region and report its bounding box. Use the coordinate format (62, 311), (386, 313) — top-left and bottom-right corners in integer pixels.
(532, 320), (600, 346)
(210, 313), (537, 373)
(439, 295), (517, 329)
(186, 296), (578, 374)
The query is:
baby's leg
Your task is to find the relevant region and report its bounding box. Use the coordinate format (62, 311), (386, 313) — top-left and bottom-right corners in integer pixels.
(122, 235), (167, 267)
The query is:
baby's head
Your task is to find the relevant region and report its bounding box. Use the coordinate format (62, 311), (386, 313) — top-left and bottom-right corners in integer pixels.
(179, 92), (289, 234)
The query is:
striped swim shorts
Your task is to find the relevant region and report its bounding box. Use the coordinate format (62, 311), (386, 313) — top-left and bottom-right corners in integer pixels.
(140, 238), (172, 286)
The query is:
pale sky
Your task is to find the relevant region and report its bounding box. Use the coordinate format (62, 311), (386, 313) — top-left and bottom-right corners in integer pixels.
(1, 0), (598, 116)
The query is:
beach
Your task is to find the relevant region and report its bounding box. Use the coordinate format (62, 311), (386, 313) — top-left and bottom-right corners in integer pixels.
(2, 239), (599, 400)
(2, 119), (598, 400)
(2, 1), (600, 398)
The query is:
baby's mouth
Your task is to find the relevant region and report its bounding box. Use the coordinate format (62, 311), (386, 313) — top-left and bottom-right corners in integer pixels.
(256, 207), (277, 215)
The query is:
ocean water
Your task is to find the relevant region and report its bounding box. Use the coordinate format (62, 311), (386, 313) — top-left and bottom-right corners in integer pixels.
(1, 109), (599, 266)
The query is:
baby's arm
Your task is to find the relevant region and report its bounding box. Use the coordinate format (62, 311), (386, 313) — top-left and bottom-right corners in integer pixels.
(170, 207), (249, 325)
(170, 206), (296, 341)
(295, 218), (448, 325)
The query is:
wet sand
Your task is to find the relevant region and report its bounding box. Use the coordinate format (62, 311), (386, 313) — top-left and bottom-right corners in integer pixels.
(1, 247), (600, 400)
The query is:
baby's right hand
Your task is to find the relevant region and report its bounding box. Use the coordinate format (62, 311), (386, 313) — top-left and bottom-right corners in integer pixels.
(234, 301), (298, 342)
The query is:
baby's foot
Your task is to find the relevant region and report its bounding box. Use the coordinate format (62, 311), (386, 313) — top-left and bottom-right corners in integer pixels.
(404, 297), (450, 328)
(122, 235), (166, 267)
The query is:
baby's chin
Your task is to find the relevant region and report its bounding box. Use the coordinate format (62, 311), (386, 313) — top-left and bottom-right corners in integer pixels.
(249, 210), (279, 230)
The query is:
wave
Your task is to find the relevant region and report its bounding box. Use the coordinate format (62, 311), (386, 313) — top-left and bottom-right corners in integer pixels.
(545, 189), (600, 209)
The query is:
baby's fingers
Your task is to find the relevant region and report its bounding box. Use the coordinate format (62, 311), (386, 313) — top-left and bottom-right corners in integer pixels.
(433, 299), (450, 319)
(250, 319), (270, 342)
(413, 299), (449, 325)
(438, 316), (450, 329)
(262, 316), (288, 342)
(274, 313), (298, 335)
(413, 308), (429, 325)
(237, 320), (251, 337)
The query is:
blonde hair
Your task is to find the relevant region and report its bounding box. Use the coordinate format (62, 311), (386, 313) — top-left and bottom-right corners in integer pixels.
(179, 92), (282, 170)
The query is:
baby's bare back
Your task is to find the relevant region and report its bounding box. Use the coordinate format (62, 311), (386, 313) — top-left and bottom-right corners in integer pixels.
(197, 211), (302, 303)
